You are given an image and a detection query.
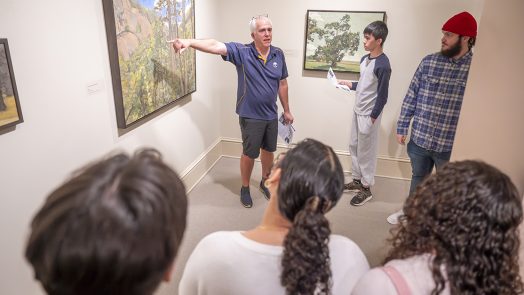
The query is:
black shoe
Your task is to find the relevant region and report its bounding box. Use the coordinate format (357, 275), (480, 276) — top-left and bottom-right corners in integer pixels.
(344, 179), (363, 192)
(350, 187), (373, 206)
(240, 186), (253, 208)
(259, 179), (270, 200)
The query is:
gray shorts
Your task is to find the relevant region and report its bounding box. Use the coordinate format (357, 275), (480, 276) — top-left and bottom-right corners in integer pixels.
(239, 117), (278, 159)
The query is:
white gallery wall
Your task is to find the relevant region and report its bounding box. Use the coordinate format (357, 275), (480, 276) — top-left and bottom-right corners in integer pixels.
(0, 0), (223, 294)
(452, 0), (524, 193)
(449, 0), (524, 279)
(0, 0), (489, 294)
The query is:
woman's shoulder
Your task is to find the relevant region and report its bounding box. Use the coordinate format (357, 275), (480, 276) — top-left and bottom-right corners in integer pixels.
(328, 235), (370, 294)
(200, 230), (240, 241)
(352, 267), (397, 295)
(192, 231), (242, 253)
(352, 256), (432, 295)
(197, 230), (239, 243)
(352, 254), (444, 295)
(328, 235), (369, 270)
(196, 231), (284, 256)
(384, 254), (433, 272)
(329, 234), (364, 253)
(183, 231), (248, 272)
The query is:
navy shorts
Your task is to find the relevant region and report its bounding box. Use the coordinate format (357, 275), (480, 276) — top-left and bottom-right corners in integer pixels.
(239, 117), (278, 159)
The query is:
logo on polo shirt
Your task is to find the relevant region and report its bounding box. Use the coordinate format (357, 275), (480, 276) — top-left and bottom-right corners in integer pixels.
(273, 61), (278, 68)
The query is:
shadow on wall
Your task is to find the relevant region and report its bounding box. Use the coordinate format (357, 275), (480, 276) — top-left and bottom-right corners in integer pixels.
(0, 125), (15, 136)
(116, 95), (192, 136)
(386, 101), (411, 179)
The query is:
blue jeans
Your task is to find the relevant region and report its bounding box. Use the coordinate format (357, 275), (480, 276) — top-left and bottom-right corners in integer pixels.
(407, 140), (451, 196)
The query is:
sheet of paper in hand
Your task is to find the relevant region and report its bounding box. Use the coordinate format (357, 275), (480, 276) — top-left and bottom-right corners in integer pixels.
(327, 67), (351, 92)
(278, 113), (295, 145)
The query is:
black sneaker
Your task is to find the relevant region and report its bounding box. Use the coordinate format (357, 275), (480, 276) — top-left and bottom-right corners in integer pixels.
(240, 186), (253, 208)
(350, 187), (373, 206)
(259, 179), (270, 200)
(344, 179), (363, 192)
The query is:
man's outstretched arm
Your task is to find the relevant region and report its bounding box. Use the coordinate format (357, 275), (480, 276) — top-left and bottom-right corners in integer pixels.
(170, 38), (227, 56)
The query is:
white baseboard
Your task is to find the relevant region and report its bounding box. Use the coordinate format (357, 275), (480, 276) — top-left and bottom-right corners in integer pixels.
(221, 137), (412, 180)
(180, 137), (223, 193)
(182, 137), (412, 192)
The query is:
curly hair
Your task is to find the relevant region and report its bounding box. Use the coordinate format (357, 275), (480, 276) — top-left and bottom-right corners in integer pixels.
(385, 160), (523, 295)
(277, 138), (344, 295)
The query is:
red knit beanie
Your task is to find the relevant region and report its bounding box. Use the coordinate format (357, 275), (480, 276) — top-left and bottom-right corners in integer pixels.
(442, 11), (477, 37)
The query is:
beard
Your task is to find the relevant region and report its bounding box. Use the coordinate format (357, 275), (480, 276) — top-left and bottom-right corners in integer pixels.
(441, 37), (462, 58)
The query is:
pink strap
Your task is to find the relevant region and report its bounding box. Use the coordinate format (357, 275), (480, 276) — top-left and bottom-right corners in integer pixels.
(381, 266), (412, 295)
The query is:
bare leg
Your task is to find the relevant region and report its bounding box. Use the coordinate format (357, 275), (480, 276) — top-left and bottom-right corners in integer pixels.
(260, 149), (274, 180)
(240, 154), (255, 187)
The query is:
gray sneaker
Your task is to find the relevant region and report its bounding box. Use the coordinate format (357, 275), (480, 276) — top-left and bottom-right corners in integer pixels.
(350, 187), (372, 206)
(240, 186), (253, 208)
(344, 179), (363, 192)
(259, 179), (270, 200)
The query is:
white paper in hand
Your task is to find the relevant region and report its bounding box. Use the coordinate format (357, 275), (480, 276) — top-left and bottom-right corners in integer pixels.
(278, 113), (294, 145)
(327, 67), (351, 92)
(327, 67), (338, 86)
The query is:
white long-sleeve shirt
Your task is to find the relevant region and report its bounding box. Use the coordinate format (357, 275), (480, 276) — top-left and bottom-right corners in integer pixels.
(179, 231), (369, 295)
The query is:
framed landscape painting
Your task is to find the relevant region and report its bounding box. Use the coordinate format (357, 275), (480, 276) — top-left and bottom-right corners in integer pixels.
(0, 39), (23, 131)
(303, 10), (386, 73)
(102, 0), (196, 129)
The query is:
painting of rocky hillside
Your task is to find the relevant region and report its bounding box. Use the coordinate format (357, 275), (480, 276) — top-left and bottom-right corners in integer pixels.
(103, 0), (195, 128)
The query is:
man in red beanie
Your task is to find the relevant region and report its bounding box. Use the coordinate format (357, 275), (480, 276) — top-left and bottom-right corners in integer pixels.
(387, 12), (477, 224)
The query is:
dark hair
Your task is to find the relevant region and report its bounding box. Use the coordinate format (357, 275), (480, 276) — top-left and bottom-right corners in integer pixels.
(25, 149), (188, 295)
(364, 20), (389, 46)
(278, 138), (344, 295)
(460, 35), (476, 50)
(386, 160), (523, 295)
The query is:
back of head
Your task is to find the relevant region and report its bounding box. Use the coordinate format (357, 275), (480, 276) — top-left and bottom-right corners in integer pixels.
(25, 149), (188, 295)
(387, 160), (523, 294)
(363, 20), (388, 46)
(277, 138), (344, 294)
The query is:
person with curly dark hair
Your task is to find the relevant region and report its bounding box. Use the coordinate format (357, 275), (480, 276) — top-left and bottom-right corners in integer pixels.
(353, 160), (523, 295)
(179, 138), (369, 295)
(25, 149), (188, 295)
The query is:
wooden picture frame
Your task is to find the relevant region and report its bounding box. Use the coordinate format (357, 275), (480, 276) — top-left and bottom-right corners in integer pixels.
(303, 10), (386, 73)
(102, 0), (196, 129)
(0, 38), (23, 131)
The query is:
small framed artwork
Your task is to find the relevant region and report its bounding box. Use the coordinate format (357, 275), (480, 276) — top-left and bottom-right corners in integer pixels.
(303, 10), (386, 73)
(102, 0), (196, 129)
(0, 38), (23, 131)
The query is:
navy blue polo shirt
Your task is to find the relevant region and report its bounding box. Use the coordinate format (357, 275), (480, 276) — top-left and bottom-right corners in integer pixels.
(222, 42), (288, 120)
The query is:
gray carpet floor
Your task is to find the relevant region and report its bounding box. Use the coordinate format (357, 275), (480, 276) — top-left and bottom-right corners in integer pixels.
(166, 157), (410, 294)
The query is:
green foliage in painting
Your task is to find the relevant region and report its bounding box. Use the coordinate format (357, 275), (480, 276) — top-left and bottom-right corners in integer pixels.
(308, 15), (360, 68)
(113, 0), (196, 126)
(303, 11), (385, 73)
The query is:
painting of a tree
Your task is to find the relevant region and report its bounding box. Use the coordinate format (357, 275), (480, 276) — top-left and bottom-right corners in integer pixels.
(304, 10), (386, 73)
(103, 0), (196, 128)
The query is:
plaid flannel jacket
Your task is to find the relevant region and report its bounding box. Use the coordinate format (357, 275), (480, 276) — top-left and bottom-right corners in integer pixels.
(397, 51), (473, 153)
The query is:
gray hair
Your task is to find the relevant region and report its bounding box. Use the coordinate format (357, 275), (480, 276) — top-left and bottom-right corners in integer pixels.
(249, 15), (272, 33)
